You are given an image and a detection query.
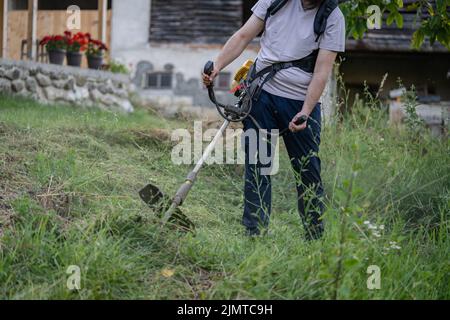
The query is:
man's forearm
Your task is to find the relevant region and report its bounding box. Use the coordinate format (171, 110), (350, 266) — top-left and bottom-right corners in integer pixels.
(215, 32), (251, 71)
(302, 71), (330, 115)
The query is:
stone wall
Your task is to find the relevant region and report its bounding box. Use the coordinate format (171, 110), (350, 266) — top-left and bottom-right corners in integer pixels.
(0, 59), (134, 113)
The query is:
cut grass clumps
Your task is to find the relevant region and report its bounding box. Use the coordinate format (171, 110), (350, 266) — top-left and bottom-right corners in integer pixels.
(0, 94), (448, 299)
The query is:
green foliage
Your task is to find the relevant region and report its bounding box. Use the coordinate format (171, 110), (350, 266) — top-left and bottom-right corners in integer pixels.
(107, 60), (130, 75)
(340, 0), (450, 50)
(0, 95), (448, 299)
(401, 85), (426, 137)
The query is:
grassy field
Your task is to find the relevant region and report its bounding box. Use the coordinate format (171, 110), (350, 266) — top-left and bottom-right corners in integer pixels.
(0, 95), (448, 299)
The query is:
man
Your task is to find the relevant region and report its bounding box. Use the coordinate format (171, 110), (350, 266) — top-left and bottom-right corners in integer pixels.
(203, 0), (345, 239)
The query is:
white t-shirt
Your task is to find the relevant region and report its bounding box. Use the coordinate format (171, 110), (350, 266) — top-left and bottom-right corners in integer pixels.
(252, 0), (346, 100)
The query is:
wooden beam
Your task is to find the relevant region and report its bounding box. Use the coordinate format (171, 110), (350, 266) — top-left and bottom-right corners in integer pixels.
(0, 0), (7, 58)
(98, 0), (107, 44)
(27, 0), (38, 60)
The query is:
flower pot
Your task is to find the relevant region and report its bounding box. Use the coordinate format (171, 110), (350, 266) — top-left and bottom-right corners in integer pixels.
(66, 51), (82, 67)
(87, 55), (103, 70)
(48, 49), (66, 65)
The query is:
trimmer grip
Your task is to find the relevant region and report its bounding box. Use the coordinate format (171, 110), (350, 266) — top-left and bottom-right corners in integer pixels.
(295, 115), (308, 126)
(204, 61), (214, 76)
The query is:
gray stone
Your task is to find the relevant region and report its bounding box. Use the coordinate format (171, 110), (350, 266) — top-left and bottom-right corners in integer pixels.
(118, 99), (134, 113)
(44, 86), (65, 101)
(0, 78), (11, 94)
(63, 91), (77, 103)
(0, 67), (5, 78)
(98, 80), (115, 94)
(39, 67), (51, 76)
(50, 71), (68, 80)
(113, 80), (128, 90)
(5, 68), (22, 81)
(73, 87), (90, 100)
(20, 69), (29, 80)
(87, 81), (98, 91)
(26, 77), (38, 93)
(75, 75), (87, 87)
(53, 79), (66, 89)
(115, 88), (129, 99)
(36, 73), (52, 87)
(11, 80), (25, 92)
(89, 88), (102, 102)
(100, 94), (116, 106)
(64, 78), (75, 91)
(28, 67), (38, 76)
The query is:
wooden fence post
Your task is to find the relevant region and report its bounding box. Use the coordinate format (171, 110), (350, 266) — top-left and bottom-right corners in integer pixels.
(27, 0), (38, 60)
(98, 0), (107, 44)
(0, 0), (7, 58)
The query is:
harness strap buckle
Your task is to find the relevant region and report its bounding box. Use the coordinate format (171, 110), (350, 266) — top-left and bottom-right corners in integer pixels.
(272, 63), (283, 72)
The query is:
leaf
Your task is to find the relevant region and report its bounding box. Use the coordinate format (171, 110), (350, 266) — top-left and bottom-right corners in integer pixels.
(161, 268), (175, 278)
(406, 3), (418, 11)
(411, 29), (425, 49)
(387, 13), (395, 26)
(344, 257), (360, 268)
(430, 34), (436, 46)
(395, 13), (404, 28)
(352, 29), (361, 40)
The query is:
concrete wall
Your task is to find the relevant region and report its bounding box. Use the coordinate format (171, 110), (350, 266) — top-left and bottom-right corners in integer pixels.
(111, 0), (150, 53)
(0, 58), (133, 112)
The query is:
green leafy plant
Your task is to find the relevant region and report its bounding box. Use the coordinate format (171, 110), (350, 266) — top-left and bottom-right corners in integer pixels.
(84, 33), (108, 57)
(401, 84), (425, 136)
(107, 60), (130, 75)
(340, 0), (450, 50)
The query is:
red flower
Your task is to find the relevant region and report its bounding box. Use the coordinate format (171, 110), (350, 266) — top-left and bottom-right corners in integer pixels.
(40, 36), (51, 45)
(40, 33), (67, 51)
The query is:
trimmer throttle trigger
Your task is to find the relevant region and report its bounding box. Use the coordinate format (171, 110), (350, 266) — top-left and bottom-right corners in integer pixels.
(204, 61), (214, 76)
(294, 115), (308, 126)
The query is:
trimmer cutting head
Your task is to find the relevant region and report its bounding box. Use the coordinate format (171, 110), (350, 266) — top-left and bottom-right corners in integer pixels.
(139, 184), (195, 231)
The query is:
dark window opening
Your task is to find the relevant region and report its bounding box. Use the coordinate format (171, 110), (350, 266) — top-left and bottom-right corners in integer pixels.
(427, 85), (437, 96)
(146, 72), (173, 89)
(243, 0), (259, 25)
(9, 0), (112, 11)
(215, 72), (232, 91)
(160, 73), (173, 88)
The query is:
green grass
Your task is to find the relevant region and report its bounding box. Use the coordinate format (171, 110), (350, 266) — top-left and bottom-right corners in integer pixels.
(0, 95), (448, 299)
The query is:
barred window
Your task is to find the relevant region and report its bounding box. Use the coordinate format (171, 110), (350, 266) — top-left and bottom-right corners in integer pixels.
(146, 72), (173, 89)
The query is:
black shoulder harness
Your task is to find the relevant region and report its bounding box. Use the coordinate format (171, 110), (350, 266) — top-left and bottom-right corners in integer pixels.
(265, 0), (338, 41)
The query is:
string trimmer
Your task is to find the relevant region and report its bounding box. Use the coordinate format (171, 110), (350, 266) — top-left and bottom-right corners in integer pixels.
(139, 61), (307, 231)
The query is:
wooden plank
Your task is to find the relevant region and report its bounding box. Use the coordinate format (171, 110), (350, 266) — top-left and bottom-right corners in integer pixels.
(98, 0), (107, 44)
(27, 0), (38, 60)
(0, 0), (7, 58)
(149, 0), (243, 44)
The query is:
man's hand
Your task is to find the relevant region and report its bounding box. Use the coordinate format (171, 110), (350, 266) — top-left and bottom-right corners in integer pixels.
(289, 111), (309, 132)
(202, 66), (220, 87)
